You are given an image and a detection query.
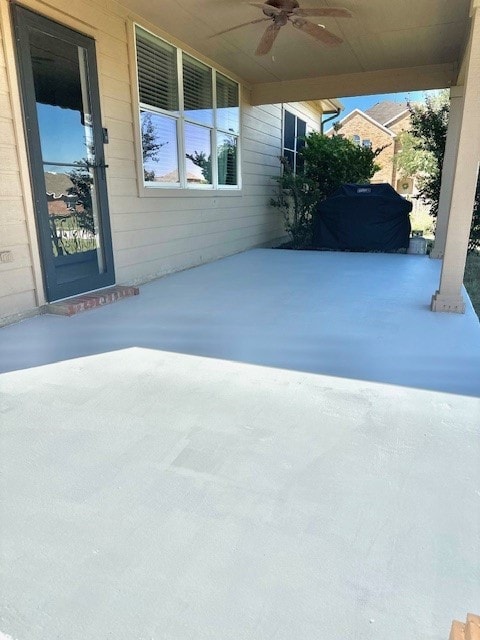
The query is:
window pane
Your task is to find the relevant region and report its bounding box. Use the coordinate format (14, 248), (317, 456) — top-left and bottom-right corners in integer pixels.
(296, 118), (306, 152)
(362, 139), (372, 148)
(283, 149), (294, 171)
(141, 110), (179, 184)
(183, 54), (213, 126)
(216, 73), (239, 134)
(185, 123), (212, 185)
(296, 154), (305, 175)
(284, 110), (295, 151)
(136, 27), (178, 113)
(217, 133), (237, 186)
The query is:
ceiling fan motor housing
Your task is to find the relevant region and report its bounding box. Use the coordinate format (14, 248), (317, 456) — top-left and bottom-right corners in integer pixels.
(263, 0), (300, 15)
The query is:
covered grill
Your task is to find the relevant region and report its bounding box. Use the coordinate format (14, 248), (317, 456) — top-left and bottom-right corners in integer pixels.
(313, 183), (412, 251)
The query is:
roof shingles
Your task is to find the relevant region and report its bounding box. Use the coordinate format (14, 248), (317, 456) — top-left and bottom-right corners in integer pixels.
(365, 101), (408, 126)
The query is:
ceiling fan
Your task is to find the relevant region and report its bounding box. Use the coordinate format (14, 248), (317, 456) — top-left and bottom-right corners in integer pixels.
(210, 0), (352, 56)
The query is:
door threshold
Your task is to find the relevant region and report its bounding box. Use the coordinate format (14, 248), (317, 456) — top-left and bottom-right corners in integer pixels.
(45, 285), (139, 316)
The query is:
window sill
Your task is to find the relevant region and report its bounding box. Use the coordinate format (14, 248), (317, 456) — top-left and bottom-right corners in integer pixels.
(138, 186), (243, 198)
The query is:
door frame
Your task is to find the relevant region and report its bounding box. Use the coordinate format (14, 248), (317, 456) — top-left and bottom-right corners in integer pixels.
(12, 3), (115, 302)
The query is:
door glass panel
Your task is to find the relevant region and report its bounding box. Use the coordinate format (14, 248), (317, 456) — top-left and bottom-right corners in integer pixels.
(30, 29), (94, 165)
(29, 28), (105, 277)
(44, 163), (104, 276)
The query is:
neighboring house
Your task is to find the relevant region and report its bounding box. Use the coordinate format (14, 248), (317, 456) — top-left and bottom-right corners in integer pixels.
(326, 101), (413, 194)
(0, 0), (342, 324)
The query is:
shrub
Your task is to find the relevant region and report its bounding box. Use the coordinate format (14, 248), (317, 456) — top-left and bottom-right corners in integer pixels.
(271, 133), (381, 248)
(270, 158), (317, 249)
(301, 132), (380, 200)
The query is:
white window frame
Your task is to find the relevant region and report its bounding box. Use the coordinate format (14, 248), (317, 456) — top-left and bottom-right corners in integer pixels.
(133, 24), (241, 192)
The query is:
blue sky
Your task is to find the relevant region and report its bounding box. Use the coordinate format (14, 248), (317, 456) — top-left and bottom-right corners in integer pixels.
(325, 90), (441, 127)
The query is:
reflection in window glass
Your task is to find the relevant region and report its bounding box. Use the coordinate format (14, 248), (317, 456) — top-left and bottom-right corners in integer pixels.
(283, 149), (295, 172)
(44, 162), (103, 271)
(185, 123), (212, 185)
(217, 133), (237, 186)
(282, 110), (307, 175)
(284, 111), (295, 151)
(216, 73), (239, 134)
(296, 119), (306, 152)
(135, 29), (240, 189)
(140, 110), (179, 184)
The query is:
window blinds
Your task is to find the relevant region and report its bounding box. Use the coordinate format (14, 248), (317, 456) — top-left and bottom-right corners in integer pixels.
(136, 27), (178, 112)
(182, 54), (212, 118)
(216, 73), (239, 133)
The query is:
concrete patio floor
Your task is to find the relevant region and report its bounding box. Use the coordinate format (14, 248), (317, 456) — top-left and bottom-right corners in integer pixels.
(1, 249), (479, 640)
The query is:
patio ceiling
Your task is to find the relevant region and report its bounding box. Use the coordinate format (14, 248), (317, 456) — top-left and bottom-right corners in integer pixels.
(118, 0), (472, 103)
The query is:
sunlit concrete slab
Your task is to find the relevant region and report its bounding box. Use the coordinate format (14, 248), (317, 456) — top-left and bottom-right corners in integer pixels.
(1, 347), (479, 640)
(1, 249), (479, 395)
(1, 250), (480, 639)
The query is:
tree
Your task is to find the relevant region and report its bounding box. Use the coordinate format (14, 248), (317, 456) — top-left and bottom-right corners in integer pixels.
(408, 90), (480, 250)
(271, 132), (382, 248)
(185, 150), (212, 184)
(141, 113), (167, 182)
(394, 130), (436, 179)
(186, 139), (237, 186)
(407, 91), (449, 219)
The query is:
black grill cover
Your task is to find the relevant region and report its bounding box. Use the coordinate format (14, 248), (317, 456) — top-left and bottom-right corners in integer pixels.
(313, 183), (412, 250)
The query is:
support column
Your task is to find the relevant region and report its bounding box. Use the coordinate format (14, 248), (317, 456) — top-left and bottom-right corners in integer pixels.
(429, 87), (464, 259)
(431, 3), (480, 313)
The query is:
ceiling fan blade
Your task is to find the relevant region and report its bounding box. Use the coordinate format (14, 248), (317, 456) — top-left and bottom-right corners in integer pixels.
(290, 17), (343, 46)
(249, 3), (282, 16)
(292, 7), (352, 18)
(255, 23), (282, 55)
(209, 16), (271, 38)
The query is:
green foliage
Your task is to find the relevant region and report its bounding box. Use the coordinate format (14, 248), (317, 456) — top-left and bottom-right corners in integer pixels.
(67, 162), (94, 234)
(185, 150), (212, 184)
(394, 130), (436, 178)
(270, 158), (318, 249)
(408, 90), (480, 250)
(271, 133), (381, 248)
(301, 132), (381, 200)
(464, 250), (480, 318)
(407, 92), (449, 219)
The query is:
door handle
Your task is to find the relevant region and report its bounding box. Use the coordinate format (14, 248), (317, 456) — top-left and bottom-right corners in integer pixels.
(97, 162), (109, 180)
(86, 160), (109, 179)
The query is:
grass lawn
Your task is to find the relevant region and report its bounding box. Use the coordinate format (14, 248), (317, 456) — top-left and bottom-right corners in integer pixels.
(464, 251), (480, 319)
